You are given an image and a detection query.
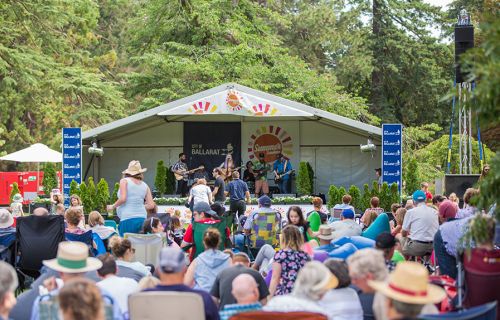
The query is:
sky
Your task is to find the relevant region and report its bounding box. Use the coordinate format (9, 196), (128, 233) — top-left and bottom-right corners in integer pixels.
(424, 0), (454, 10)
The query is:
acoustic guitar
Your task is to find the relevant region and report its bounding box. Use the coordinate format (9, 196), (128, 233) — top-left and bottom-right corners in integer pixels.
(219, 165), (243, 182)
(174, 166), (204, 181)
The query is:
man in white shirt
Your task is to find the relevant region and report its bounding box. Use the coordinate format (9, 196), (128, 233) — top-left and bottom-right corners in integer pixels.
(401, 190), (439, 257)
(96, 254), (139, 315)
(329, 209), (362, 240)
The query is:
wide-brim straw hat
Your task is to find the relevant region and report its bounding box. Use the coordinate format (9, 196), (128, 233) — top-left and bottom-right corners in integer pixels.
(317, 225), (335, 240)
(368, 261), (446, 305)
(0, 209), (14, 228)
(43, 242), (102, 273)
(122, 160), (147, 175)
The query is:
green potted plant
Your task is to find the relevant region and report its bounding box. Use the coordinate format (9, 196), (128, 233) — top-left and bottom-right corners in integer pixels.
(348, 185), (362, 210)
(155, 160), (167, 197)
(42, 163), (58, 195)
(327, 185), (339, 209)
(296, 162), (312, 196)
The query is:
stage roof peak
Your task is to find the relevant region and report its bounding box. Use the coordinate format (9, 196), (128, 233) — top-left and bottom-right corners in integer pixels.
(82, 83), (381, 142)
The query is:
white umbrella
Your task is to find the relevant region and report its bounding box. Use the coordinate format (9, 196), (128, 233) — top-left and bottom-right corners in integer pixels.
(0, 143), (62, 193)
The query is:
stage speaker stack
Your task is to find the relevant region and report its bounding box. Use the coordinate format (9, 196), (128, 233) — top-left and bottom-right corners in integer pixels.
(444, 174), (480, 199)
(455, 16), (474, 83)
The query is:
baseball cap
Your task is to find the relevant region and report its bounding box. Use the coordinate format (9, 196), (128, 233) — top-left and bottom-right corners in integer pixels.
(193, 202), (219, 219)
(376, 232), (396, 249)
(258, 195), (272, 207)
(412, 190), (426, 202)
(159, 247), (187, 273)
(341, 208), (355, 219)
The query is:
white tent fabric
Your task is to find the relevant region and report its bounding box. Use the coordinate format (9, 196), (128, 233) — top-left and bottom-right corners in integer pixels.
(0, 143), (62, 163)
(158, 88), (313, 117)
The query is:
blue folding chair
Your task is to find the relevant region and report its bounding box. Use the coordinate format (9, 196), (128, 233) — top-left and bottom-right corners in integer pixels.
(0, 230), (16, 264)
(104, 220), (118, 231)
(65, 231), (94, 256)
(419, 301), (497, 320)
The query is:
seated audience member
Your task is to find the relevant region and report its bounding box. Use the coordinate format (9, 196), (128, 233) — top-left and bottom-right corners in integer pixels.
(347, 248), (388, 320)
(333, 194), (355, 212)
(0, 261), (18, 320)
(0, 209), (15, 234)
(269, 225), (311, 296)
(329, 209), (362, 240)
(308, 196), (328, 224)
(448, 192), (460, 207)
(109, 236), (150, 279)
(170, 216), (185, 246)
(144, 247), (219, 320)
(437, 200), (458, 224)
(96, 253), (139, 315)
(315, 225), (335, 252)
(251, 243), (276, 276)
(55, 204), (65, 216)
(59, 278), (105, 320)
(30, 242), (122, 320)
(319, 259), (363, 320)
(375, 232), (397, 271)
(388, 203), (401, 223)
(32, 207), (49, 217)
(361, 197), (384, 224)
(88, 211), (116, 240)
(141, 217), (164, 234)
(137, 276), (160, 291)
(368, 262), (446, 320)
(184, 228), (231, 292)
(401, 190), (438, 257)
(211, 252), (269, 310)
(362, 210), (378, 231)
(391, 208), (406, 237)
(456, 188), (480, 219)
(64, 207), (86, 235)
(181, 202), (230, 261)
(264, 261), (337, 315)
(286, 206), (317, 243)
(404, 199), (414, 210)
(432, 195), (447, 208)
(219, 274), (263, 320)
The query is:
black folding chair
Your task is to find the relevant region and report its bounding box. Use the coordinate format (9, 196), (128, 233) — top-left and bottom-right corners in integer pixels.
(15, 215), (65, 289)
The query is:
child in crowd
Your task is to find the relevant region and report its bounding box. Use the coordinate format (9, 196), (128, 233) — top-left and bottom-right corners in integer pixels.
(10, 193), (24, 217)
(69, 194), (82, 207)
(55, 204), (65, 215)
(286, 206), (317, 243)
(362, 210), (378, 231)
(170, 216), (185, 246)
(50, 189), (64, 215)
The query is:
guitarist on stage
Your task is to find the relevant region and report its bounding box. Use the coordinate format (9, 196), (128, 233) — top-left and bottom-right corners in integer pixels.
(171, 152), (189, 197)
(273, 153), (293, 194)
(252, 153), (270, 197)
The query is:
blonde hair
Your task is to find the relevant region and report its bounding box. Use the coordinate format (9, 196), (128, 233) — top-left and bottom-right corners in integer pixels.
(88, 211), (104, 227)
(449, 193), (459, 204)
(395, 208), (407, 226)
(69, 194), (82, 206)
(65, 207), (84, 226)
(363, 210), (378, 228)
(138, 276), (160, 291)
(59, 278), (104, 320)
(281, 225), (304, 251)
(55, 204), (66, 215)
(463, 188), (479, 205)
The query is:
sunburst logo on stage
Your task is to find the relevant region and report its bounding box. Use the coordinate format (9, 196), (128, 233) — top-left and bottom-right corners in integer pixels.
(226, 90), (244, 112)
(188, 101), (218, 114)
(248, 125), (293, 163)
(252, 103), (278, 116)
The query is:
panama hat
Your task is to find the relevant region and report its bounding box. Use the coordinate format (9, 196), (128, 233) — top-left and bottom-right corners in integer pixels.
(122, 160), (147, 175)
(0, 209), (14, 228)
(317, 225), (335, 241)
(43, 242), (102, 273)
(368, 261), (446, 305)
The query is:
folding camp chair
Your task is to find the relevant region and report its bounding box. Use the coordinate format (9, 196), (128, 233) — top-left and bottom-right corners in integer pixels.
(38, 292), (117, 320)
(0, 229), (16, 265)
(65, 230), (95, 256)
(124, 233), (163, 266)
(104, 220), (118, 231)
(15, 215), (65, 286)
(129, 291), (204, 320)
(244, 210), (281, 259)
(230, 311), (328, 320)
(186, 220), (228, 259)
(419, 301), (497, 320)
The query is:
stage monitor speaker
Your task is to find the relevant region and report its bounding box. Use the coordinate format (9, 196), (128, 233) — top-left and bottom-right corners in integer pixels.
(444, 174), (480, 199)
(455, 25), (474, 83)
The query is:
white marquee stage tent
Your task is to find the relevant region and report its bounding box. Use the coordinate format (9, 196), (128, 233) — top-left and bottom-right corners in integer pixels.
(82, 83), (382, 195)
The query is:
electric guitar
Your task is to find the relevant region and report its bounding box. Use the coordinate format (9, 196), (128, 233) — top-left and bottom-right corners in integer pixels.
(174, 166), (204, 181)
(274, 169), (295, 183)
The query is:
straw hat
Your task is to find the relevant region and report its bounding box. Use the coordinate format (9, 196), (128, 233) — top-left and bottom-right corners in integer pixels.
(122, 160), (147, 175)
(368, 261), (446, 305)
(43, 242), (102, 273)
(0, 209), (14, 228)
(317, 225), (335, 241)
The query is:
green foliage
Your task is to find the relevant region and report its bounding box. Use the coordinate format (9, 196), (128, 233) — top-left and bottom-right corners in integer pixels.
(361, 184), (371, 210)
(348, 185), (362, 210)
(327, 185), (339, 209)
(110, 182), (120, 217)
(297, 162), (313, 196)
(155, 160), (167, 196)
(390, 183), (400, 206)
(9, 182), (21, 203)
(306, 162), (315, 194)
(42, 163), (58, 196)
(69, 180), (80, 198)
(404, 156), (420, 196)
(338, 186), (347, 202)
(86, 177), (97, 214)
(379, 182), (391, 212)
(96, 178), (110, 212)
(79, 182), (89, 213)
(165, 166), (175, 195)
(370, 181), (379, 198)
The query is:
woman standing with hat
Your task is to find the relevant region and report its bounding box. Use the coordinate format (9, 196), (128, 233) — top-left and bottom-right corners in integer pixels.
(107, 160), (155, 236)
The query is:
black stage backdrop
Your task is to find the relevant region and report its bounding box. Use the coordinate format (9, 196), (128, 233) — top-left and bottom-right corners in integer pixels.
(184, 122), (241, 176)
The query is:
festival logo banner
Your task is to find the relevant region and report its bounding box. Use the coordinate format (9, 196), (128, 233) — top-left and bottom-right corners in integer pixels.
(62, 128), (82, 206)
(184, 122), (241, 175)
(246, 125), (294, 163)
(382, 124), (403, 194)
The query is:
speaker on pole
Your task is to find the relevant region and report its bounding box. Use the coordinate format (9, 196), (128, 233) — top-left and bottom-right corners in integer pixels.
(455, 10), (474, 83)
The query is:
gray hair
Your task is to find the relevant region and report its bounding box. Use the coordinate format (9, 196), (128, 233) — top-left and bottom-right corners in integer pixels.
(347, 248), (388, 281)
(391, 298), (424, 317)
(292, 261), (333, 301)
(0, 261), (18, 301)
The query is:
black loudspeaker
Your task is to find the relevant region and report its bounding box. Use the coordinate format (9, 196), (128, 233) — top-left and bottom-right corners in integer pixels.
(444, 174), (480, 199)
(455, 25), (474, 83)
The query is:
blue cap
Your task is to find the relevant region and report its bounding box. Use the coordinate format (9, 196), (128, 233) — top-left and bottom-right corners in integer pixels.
(193, 202), (219, 218)
(412, 190), (426, 202)
(342, 208), (355, 219)
(258, 195), (272, 207)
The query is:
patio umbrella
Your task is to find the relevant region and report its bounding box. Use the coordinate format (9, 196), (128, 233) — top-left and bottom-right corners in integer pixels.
(0, 143), (62, 193)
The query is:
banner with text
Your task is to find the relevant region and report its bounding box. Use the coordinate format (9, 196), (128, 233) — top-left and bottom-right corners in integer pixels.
(382, 124), (403, 194)
(62, 128), (82, 206)
(184, 122), (241, 176)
